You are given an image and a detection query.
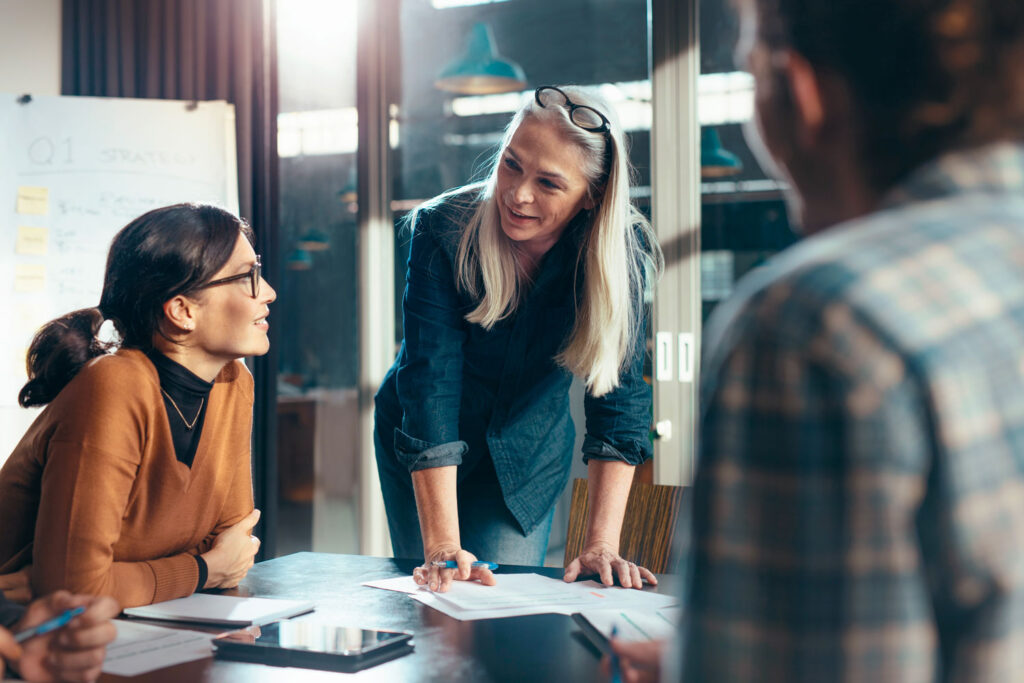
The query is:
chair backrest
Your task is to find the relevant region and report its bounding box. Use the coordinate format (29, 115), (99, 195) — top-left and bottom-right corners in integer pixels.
(563, 477), (687, 575)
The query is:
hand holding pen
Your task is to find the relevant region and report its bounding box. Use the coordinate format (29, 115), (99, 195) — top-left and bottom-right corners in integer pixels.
(413, 545), (498, 593)
(14, 605), (86, 644)
(609, 626), (623, 683)
(0, 590), (120, 683)
(604, 634), (665, 683)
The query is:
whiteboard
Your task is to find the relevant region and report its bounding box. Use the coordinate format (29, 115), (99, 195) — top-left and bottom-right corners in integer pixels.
(0, 94), (238, 462)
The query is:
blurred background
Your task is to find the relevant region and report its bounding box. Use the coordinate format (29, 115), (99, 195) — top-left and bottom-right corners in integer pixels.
(0, 0), (797, 563)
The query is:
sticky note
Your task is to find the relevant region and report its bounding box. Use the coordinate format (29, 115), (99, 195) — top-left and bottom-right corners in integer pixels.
(15, 226), (48, 255)
(14, 264), (46, 292)
(16, 186), (49, 215)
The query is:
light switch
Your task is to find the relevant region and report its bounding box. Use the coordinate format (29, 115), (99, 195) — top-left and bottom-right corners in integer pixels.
(656, 332), (673, 382)
(678, 332), (695, 382)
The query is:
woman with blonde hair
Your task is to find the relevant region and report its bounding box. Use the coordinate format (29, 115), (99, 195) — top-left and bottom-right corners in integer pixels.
(374, 85), (663, 591)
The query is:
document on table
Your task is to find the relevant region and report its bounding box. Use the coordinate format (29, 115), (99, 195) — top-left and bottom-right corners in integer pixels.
(101, 620), (213, 677)
(573, 607), (681, 644)
(362, 576), (422, 594)
(362, 573), (678, 621)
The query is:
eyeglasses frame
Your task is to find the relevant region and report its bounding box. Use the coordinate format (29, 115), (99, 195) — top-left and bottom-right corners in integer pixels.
(534, 86), (612, 135)
(197, 254), (262, 298)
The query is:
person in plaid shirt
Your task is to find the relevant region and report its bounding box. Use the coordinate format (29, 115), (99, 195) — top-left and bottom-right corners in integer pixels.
(611, 0), (1024, 680)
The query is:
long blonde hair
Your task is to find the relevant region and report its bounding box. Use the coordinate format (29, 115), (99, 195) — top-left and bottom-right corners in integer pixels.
(448, 86), (662, 397)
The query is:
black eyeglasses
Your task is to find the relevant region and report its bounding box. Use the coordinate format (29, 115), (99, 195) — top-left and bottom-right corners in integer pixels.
(199, 255), (262, 298)
(534, 86), (611, 134)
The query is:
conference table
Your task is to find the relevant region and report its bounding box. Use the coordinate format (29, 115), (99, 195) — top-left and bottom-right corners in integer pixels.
(102, 552), (676, 682)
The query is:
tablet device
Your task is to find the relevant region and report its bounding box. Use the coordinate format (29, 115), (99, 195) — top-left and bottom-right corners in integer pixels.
(212, 621), (414, 673)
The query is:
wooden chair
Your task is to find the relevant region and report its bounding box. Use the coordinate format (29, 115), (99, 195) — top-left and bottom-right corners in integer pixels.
(563, 477), (687, 574)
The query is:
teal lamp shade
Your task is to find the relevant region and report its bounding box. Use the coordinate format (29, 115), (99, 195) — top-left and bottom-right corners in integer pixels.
(296, 229), (330, 251)
(435, 23), (527, 95)
(337, 168), (358, 204)
(701, 127), (743, 178)
(286, 248), (313, 271)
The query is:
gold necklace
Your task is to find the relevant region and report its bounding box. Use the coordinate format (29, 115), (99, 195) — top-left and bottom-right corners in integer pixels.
(160, 388), (204, 431)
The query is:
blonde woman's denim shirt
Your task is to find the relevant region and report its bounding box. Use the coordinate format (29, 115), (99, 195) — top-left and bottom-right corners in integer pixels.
(374, 195), (653, 535)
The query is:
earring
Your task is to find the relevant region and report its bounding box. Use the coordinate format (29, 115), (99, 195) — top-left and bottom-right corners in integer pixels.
(184, 323), (193, 331)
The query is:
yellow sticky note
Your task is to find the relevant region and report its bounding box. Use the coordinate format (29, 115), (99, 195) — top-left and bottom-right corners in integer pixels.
(16, 186), (49, 215)
(15, 226), (48, 255)
(14, 264), (46, 292)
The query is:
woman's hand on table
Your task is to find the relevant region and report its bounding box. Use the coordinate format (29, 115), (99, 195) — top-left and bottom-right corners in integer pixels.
(0, 565), (32, 604)
(201, 509), (261, 589)
(562, 542), (657, 590)
(413, 545), (496, 593)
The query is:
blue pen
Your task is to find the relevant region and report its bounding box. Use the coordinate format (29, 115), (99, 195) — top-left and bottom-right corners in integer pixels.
(609, 625), (623, 683)
(14, 606), (86, 644)
(430, 560), (499, 571)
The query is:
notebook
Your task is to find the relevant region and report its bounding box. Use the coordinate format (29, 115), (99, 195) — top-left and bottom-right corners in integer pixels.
(123, 594), (315, 627)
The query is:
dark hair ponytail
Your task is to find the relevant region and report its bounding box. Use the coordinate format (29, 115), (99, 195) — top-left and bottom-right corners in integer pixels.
(18, 203), (251, 408)
(19, 308), (112, 407)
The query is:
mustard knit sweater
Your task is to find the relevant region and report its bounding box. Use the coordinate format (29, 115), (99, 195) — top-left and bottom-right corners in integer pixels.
(0, 349), (255, 607)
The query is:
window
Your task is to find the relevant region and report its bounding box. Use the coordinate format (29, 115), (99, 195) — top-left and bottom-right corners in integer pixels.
(275, 0), (362, 555)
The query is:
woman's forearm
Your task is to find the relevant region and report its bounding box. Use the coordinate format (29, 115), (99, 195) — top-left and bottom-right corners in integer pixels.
(583, 459), (636, 551)
(411, 465), (461, 555)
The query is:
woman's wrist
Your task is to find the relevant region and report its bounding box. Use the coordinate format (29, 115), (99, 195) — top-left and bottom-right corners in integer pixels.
(411, 465), (461, 560)
(199, 550), (221, 588)
(581, 537), (618, 555)
(422, 538), (461, 560)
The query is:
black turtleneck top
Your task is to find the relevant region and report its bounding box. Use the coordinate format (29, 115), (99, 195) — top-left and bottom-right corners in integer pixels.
(147, 351), (213, 468)
(147, 350), (213, 591)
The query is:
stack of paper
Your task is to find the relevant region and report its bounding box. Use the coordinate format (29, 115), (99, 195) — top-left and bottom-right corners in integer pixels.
(102, 621), (213, 677)
(363, 573), (678, 621)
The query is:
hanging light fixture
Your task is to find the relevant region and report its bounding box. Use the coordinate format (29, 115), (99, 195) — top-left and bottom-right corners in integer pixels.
(435, 23), (527, 95)
(296, 228), (330, 251)
(701, 127), (743, 178)
(286, 248), (314, 270)
(337, 166), (358, 204)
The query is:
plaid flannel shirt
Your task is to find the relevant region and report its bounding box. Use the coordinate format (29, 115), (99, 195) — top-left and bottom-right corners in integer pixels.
(684, 142), (1024, 682)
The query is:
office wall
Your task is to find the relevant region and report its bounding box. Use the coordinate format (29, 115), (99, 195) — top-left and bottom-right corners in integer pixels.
(0, 0), (60, 95)
(0, 0), (60, 463)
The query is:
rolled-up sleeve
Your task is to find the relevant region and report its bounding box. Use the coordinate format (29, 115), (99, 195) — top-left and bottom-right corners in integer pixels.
(394, 428), (468, 472)
(393, 211), (470, 472)
(582, 303), (653, 466)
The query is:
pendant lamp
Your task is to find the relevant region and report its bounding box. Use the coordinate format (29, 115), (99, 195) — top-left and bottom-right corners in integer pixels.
(435, 23), (527, 95)
(701, 127), (743, 178)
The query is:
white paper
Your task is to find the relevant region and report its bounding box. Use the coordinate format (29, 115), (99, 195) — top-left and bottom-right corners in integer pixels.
(101, 621), (212, 677)
(364, 573), (678, 622)
(361, 576), (421, 594)
(431, 574), (676, 613)
(576, 607), (681, 643)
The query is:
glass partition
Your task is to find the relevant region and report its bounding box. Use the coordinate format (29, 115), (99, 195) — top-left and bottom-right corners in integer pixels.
(276, 0), (362, 555)
(698, 0), (797, 324)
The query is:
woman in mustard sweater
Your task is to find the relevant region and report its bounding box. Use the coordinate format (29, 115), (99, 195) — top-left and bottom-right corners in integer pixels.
(0, 203), (276, 608)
